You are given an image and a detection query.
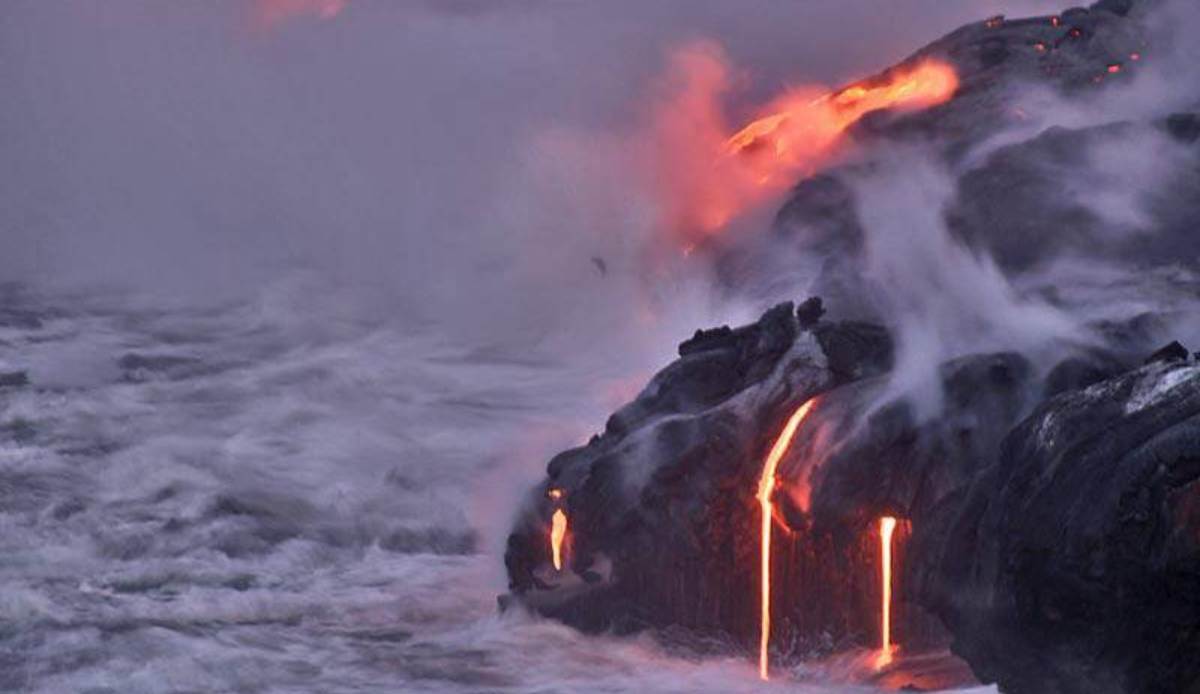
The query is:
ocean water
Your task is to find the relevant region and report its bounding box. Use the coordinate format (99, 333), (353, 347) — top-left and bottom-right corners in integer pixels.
(0, 282), (993, 694)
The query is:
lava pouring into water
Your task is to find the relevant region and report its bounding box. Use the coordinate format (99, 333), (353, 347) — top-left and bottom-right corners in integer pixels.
(877, 516), (899, 669)
(550, 509), (568, 571)
(756, 398), (817, 680)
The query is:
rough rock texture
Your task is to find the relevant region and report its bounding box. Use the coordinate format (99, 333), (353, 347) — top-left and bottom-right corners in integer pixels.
(503, 303), (1043, 655)
(809, 353), (1035, 536)
(0, 371), (29, 389)
(849, 0), (1150, 150)
(506, 308), (1200, 690)
(915, 362), (1200, 694)
(504, 301), (834, 643)
(504, 0), (1200, 689)
(946, 119), (1200, 274)
(722, 0), (1200, 317)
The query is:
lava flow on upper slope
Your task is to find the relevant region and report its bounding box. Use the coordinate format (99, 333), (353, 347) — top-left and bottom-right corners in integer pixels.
(651, 46), (959, 246)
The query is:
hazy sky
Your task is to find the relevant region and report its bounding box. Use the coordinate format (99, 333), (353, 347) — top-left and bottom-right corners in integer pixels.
(0, 0), (1064, 332)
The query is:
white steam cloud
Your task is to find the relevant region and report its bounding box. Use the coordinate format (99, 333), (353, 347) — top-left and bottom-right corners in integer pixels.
(851, 152), (1083, 416)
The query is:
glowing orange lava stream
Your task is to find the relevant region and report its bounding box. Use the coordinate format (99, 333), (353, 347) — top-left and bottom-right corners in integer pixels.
(641, 46), (958, 246)
(723, 60), (958, 197)
(878, 516), (898, 669)
(550, 509), (568, 571)
(756, 398), (817, 680)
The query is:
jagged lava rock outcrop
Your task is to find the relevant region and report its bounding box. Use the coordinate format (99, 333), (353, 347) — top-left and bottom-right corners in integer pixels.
(502, 301), (1044, 656)
(915, 360), (1200, 694)
(503, 302), (832, 643)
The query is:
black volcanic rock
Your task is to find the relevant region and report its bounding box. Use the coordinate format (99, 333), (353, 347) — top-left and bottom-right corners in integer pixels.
(843, 0), (1149, 148)
(773, 174), (862, 256)
(677, 326), (735, 356)
(607, 302), (799, 438)
(505, 0), (1200, 686)
(506, 307), (1042, 656)
(1145, 340), (1189, 364)
(507, 302), (836, 642)
(916, 362), (1200, 694)
(1167, 113), (1200, 143)
(813, 321), (894, 381)
(727, 2), (1173, 310)
(948, 122), (1131, 272)
(796, 296), (826, 329)
(810, 353), (1034, 535)
(0, 371), (29, 388)
(1092, 0), (1135, 16)
(1044, 350), (1128, 396)
(505, 311), (1200, 687)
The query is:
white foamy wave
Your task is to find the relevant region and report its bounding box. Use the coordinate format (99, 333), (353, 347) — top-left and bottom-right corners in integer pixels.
(0, 281), (985, 693)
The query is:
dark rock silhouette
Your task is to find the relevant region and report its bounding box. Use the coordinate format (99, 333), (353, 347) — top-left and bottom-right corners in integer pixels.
(915, 362), (1200, 694)
(0, 371), (29, 388)
(506, 302), (1040, 655)
(1145, 340), (1189, 364)
(504, 1), (1200, 690)
(504, 300), (1200, 691)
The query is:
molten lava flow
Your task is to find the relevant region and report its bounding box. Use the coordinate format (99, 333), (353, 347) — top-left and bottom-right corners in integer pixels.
(756, 398), (817, 681)
(877, 516), (899, 669)
(647, 44), (958, 247)
(724, 60), (958, 194)
(550, 509), (568, 571)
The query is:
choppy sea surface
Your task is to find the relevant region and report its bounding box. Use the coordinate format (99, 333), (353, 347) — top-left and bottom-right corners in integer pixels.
(0, 283), (995, 694)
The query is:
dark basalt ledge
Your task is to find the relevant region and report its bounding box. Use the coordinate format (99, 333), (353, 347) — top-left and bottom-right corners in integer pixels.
(507, 299), (1035, 652)
(914, 361), (1200, 694)
(0, 371), (29, 388)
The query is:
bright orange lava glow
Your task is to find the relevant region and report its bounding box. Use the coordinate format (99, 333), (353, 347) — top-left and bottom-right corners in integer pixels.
(756, 398), (817, 681)
(648, 45), (958, 247)
(876, 516), (899, 670)
(723, 60), (958, 196)
(550, 509), (568, 571)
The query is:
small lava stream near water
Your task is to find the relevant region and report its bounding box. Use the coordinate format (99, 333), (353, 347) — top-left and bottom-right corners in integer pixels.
(0, 284), (994, 693)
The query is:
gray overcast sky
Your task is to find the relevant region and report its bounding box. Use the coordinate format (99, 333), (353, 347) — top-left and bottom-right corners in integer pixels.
(0, 0), (1063, 314)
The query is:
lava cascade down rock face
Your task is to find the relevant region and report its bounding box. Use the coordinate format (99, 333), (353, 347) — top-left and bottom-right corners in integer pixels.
(503, 302), (835, 645)
(501, 302), (1038, 658)
(503, 310), (1200, 691)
